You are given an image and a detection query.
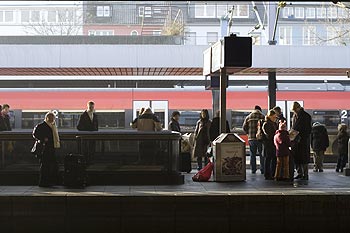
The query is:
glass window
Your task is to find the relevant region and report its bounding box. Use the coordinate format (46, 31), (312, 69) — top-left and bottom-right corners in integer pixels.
(31, 10), (40, 22)
(103, 6), (110, 17)
(317, 7), (326, 18)
(237, 5), (249, 17)
(303, 26), (316, 45)
(327, 26), (339, 45)
(4, 11), (14, 22)
(195, 4), (215, 18)
(178, 111), (200, 131)
(58, 9), (67, 22)
(338, 8), (349, 18)
(294, 7), (304, 19)
(145, 6), (152, 17)
(48, 10), (57, 23)
(21, 10), (30, 22)
(96, 6), (104, 17)
(312, 111), (340, 129)
(130, 30), (138, 36)
(207, 32), (218, 45)
(185, 32), (196, 45)
(305, 8), (315, 18)
(217, 4), (228, 18)
(327, 7), (337, 19)
(0, 11), (3, 23)
(153, 30), (161, 35)
(194, 4), (205, 17)
(279, 26), (292, 45)
(22, 112), (47, 129)
(283, 7), (294, 18)
(231, 111), (251, 129)
(138, 6), (144, 17)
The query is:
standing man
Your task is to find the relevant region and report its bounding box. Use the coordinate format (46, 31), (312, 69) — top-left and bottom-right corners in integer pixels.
(273, 106), (286, 123)
(77, 101), (98, 164)
(243, 105), (265, 174)
(169, 111), (181, 133)
(291, 102), (312, 180)
(311, 122), (329, 172)
(0, 104), (12, 131)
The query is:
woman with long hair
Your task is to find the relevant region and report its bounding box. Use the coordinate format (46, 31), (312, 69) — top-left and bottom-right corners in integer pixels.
(193, 109), (211, 170)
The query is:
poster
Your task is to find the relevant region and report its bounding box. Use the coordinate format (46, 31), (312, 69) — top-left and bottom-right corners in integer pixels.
(220, 143), (244, 176)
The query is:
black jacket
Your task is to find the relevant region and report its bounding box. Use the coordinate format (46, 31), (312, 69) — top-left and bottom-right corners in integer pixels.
(77, 111), (98, 131)
(169, 119), (181, 133)
(209, 117), (230, 142)
(311, 124), (329, 151)
(262, 118), (278, 157)
(0, 114), (11, 131)
(336, 131), (349, 155)
(32, 121), (54, 147)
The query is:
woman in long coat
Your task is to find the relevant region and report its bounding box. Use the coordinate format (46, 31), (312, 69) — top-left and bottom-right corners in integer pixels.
(193, 109), (211, 170)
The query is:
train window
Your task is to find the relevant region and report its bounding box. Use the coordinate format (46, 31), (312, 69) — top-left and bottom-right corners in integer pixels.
(97, 112), (125, 129)
(22, 111), (47, 129)
(231, 111), (251, 129)
(312, 110), (340, 129)
(178, 111), (200, 131)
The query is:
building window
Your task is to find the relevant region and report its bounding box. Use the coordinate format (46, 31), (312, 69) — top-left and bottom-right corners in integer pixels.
(305, 8), (315, 18)
(195, 4), (215, 18)
(88, 30), (114, 36)
(185, 32), (196, 45)
(152, 30), (161, 35)
(48, 10), (57, 23)
(294, 7), (304, 19)
(279, 26), (292, 45)
(31, 11), (40, 22)
(145, 6), (152, 17)
(327, 7), (337, 19)
(97, 6), (110, 17)
(207, 32), (218, 45)
(153, 8), (162, 14)
(216, 4), (228, 18)
(0, 11), (14, 23)
(138, 6), (144, 17)
(338, 8), (348, 18)
(316, 7), (326, 18)
(130, 30), (138, 36)
(283, 7), (294, 18)
(232, 5), (249, 18)
(21, 10), (30, 22)
(303, 26), (316, 45)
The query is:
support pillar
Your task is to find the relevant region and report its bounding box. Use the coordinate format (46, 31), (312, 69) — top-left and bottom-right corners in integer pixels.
(268, 71), (276, 110)
(220, 68), (227, 133)
(212, 89), (220, 118)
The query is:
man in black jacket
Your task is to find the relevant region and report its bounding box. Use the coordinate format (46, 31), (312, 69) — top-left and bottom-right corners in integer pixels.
(169, 111), (181, 133)
(77, 101), (98, 164)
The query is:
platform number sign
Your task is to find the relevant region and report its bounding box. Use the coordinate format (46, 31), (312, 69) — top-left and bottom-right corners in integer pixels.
(341, 110), (348, 125)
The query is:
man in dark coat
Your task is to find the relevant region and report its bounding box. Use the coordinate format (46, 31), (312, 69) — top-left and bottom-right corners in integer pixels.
(169, 111), (181, 133)
(0, 104), (12, 131)
(311, 122), (329, 172)
(209, 110), (230, 142)
(77, 101), (98, 164)
(291, 102), (312, 180)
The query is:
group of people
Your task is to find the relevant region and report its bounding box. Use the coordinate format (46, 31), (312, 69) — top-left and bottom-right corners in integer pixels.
(32, 101), (98, 187)
(243, 101), (349, 182)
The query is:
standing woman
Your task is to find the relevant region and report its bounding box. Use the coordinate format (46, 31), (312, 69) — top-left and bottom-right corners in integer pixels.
(32, 112), (60, 187)
(193, 109), (211, 170)
(262, 109), (278, 180)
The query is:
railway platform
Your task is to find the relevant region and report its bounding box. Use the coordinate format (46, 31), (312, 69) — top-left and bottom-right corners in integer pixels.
(1, 169), (350, 233)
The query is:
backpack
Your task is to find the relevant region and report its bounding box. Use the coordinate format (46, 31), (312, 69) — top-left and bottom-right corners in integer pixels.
(256, 119), (267, 142)
(192, 161), (214, 182)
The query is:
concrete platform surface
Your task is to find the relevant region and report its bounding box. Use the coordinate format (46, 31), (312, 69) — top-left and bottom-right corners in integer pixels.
(0, 168), (349, 196)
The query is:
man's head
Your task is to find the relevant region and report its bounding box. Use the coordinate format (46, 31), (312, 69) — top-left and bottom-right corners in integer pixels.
(2, 104), (10, 115)
(291, 101), (301, 113)
(254, 105), (262, 112)
(171, 111), (180, 121)
(87, 101), (95, 112)
(273, 106), (281, 115)
(45, 112), (55, 124)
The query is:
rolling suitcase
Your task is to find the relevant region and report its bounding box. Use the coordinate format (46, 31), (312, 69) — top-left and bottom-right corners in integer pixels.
(64, 153), (87, 187)
(180, 152), (192, 173)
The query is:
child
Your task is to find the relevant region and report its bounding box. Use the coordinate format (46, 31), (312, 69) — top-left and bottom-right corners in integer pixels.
(274, 121), (291, 181)
(336, 124), (349, 172)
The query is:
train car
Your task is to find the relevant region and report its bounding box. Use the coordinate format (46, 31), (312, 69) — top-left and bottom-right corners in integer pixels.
(1, 86), (349, 157)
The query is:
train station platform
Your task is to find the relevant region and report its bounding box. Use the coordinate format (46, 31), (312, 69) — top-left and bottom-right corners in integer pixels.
(1, 169), (350, 233)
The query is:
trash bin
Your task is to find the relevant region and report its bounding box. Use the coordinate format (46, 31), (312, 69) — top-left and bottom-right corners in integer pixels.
(212, 133), (246, 181)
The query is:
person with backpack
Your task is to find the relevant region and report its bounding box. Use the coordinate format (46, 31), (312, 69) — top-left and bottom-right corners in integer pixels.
(262, 109), (278, 180)
(242, 105), (265, 174)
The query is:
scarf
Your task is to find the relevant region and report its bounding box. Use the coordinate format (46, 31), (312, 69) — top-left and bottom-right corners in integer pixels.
(45, 119), (60, 148)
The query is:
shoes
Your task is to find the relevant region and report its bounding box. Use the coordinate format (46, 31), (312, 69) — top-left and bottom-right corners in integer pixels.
(336, 168), (340, 172)
(341, 168), (344, 172)
(318, 169), (323, 172)
(294, 175), (302, 179)
(313, 169), (318, 172)
(252, 170), (257, 174)
(301, 176), (309, 180)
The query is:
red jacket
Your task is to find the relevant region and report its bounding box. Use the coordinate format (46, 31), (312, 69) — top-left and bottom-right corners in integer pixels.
(274, 130), (291, 157)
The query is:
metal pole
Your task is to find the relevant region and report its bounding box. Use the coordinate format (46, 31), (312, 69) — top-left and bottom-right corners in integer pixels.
(212, 89), (220, 119)
(268, 71), (277, 110)
(220, 68), (227, 133)
(345, 138), (350, 176)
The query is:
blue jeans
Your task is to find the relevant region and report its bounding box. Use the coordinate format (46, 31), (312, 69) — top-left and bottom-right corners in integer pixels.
(249, 140), (263, 173)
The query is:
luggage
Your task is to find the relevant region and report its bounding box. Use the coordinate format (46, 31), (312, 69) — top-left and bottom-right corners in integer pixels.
(180, 152), (192, 173)
(64, 153), (87, 187)
(192, 161), (213, 182)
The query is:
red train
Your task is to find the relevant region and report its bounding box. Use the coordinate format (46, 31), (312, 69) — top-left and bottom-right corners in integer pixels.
(1, 87), (349, 156)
